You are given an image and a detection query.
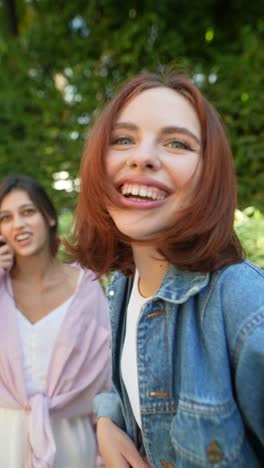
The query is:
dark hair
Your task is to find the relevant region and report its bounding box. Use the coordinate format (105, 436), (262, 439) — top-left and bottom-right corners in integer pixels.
(69, 70), (243, 275)
(0, 175), (58, 255)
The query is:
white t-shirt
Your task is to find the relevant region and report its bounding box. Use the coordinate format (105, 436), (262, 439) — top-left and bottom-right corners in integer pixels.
(121, 270), (151, 429)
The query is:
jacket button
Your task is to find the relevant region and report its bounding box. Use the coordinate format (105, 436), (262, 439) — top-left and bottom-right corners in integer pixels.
(207, 440), (223, 463)
(108, 290), (115, 296)
(160, 461), (174, 468)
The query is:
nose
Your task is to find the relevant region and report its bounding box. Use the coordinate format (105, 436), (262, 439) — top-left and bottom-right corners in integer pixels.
(126, 141), (161, 171)
(13, 214), (26, 229)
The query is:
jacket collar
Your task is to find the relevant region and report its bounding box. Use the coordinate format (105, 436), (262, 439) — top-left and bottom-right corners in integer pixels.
(108, 265), (209, 305)
(153, 265), (209, 304)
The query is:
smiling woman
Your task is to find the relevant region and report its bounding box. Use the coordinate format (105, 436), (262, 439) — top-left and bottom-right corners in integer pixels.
(71, 71), (241, 275)
(70, 70), (264, 467)
(0, 175), (111, 468)
(105, 87), (201, 242)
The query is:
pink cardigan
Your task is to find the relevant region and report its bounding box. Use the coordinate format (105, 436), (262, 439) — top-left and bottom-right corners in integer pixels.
(0, 267), (111, 468)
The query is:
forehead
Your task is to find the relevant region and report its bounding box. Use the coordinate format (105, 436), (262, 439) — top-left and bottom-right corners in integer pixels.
(0, 189), (33, 210)
(116, 87), (201, 136)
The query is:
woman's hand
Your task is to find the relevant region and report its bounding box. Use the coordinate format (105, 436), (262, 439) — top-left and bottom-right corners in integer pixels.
(97, 417), (150, 468)
(0, 236), (14, 272)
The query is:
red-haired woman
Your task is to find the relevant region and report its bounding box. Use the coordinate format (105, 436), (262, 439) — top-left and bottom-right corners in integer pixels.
(71, 71), (264, 467)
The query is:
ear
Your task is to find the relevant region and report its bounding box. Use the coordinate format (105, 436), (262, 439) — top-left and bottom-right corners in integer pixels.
(48, 218), (56, 227)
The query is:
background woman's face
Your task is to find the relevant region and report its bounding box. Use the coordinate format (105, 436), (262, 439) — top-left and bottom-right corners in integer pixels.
(105, 87), (202, 241)
(0, 190), (54, 257)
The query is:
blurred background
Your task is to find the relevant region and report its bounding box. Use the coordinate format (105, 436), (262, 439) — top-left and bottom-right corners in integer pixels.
(0, 0), (263, 266)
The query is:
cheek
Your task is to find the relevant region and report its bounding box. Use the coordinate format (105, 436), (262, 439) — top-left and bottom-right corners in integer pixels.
(105, 151), (114, 176)
(105, 150), (124, 177)
(0, 224), (9, 238)
(170, 158), (200, 187)
(32, 216), (48, 235)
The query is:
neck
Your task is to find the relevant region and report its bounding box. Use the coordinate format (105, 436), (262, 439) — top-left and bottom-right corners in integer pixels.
(12, 252), (59, 283)
(132, 244), (168, 297)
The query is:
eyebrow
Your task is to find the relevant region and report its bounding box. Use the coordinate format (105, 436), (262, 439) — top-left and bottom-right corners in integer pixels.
(113, 122), (201, 145)
(160, 126), (201, 145)
(0, 203), (34, 214)
(113, 122), (138, 132)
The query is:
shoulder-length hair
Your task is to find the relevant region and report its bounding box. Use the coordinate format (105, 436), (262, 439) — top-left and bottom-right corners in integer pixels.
(69, 71), (243, 275)
(0, 175), (58, 256)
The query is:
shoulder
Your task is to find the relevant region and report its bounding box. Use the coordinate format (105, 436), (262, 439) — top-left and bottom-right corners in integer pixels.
(202, 260), (264, 333)
(214, 260), (264, 308)
(62, 262), (98, 285)
(206, 261), (264, 361)
(60, 262), (106, 302)
(71, 266), (110, 328)
(218, 259), (264, 283)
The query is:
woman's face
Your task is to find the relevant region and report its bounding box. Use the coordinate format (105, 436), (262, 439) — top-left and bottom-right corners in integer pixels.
(0, 189), (54, 258)
(105, 86), (202, 241)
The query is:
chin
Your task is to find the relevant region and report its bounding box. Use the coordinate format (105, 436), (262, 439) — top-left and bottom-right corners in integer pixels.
(16, 246), (37, 256)
(114, 221), (166, 241)
(121, 230), (159, 242)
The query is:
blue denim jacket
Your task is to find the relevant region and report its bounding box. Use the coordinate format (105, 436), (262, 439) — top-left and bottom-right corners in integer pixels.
(94, 260), (264, 467)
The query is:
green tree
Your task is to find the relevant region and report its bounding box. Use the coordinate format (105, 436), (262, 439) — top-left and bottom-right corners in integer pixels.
(0, 1), (263, 212)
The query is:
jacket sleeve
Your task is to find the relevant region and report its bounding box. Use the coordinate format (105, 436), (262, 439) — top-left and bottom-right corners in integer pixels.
(94, 386), (126, 430)
(232, 308), (264, 447)
(221, 263), (264, 449)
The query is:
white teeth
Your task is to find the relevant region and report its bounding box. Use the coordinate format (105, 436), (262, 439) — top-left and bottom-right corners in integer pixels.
(131, 186), (139, 196)
(147, 187), (153, 198)
(16, 234), (31, 241)
(139, 187), (147, 197)
(121, 183), (166, 200)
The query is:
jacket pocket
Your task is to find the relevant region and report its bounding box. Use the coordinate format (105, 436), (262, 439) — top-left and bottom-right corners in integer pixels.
(170, 398), (245, 467)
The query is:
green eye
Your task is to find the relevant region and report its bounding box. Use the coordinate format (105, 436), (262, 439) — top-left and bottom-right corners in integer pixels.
(112, 137), (133, 145)
(166, 140), (191, 150)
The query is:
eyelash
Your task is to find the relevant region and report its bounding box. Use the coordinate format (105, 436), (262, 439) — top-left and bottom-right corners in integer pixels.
(23, 208), (35, 216)
(110, 135), (194, 152)
(110, 136), (133, 146)
(165, 140), (193, 151)
(0, 215), (10, 223)
(0, 208), (36, 223)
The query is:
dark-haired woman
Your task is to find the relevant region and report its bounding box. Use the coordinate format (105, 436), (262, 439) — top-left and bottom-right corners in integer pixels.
(71, 71), (264, 467)
(0, 175), (111, 468)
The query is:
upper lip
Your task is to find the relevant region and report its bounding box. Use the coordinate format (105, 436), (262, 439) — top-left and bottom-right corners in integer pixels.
(115, 176), (172, 195)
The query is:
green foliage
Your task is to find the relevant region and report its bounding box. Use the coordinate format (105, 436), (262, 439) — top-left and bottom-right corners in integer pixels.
(0, 1), (263, 213)
(235, 207), (264, 268)
(57, 210), (74, 261)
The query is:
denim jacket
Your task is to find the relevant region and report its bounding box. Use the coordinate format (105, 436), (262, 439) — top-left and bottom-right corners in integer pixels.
(94, 260), (264, 467)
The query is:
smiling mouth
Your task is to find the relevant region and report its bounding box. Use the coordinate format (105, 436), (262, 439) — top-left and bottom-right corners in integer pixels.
(120, 183), (167, 201)
(15, 233), (32, 242)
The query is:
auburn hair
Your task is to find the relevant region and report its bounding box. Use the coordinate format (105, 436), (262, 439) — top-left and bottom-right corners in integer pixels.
(69, 71), (243, 275)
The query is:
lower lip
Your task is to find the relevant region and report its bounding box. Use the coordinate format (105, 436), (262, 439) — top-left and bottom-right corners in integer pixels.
(118, 194), (166, 209)
(16, 237), (32, 247)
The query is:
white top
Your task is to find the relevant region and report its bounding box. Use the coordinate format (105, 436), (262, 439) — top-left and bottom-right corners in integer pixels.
(0, 270), (97, 468)
(121, 270), (150, 429)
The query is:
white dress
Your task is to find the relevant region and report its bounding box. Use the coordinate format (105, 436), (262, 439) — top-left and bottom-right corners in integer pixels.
(0, 272), (96, 468)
